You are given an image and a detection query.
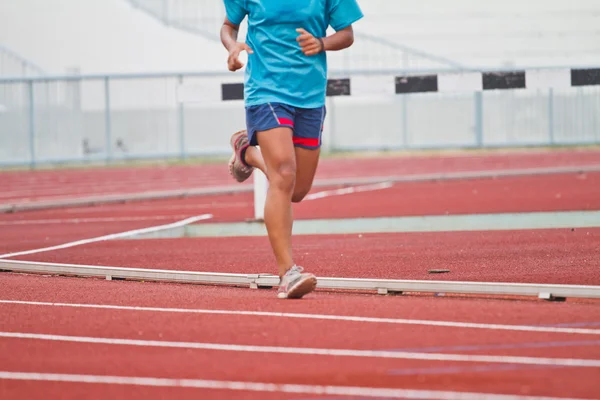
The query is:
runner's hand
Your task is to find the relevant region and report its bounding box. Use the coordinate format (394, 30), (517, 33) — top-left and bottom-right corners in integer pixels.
(228, 42), (253, 72)
(296, 28), (324, 56)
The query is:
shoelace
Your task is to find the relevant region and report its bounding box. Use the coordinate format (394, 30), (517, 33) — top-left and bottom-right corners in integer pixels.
(288, 265), (304, 275)
(279, 265), (303, 285)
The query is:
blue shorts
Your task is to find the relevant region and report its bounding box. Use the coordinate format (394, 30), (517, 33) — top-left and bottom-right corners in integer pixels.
(245, 103), (326, 150)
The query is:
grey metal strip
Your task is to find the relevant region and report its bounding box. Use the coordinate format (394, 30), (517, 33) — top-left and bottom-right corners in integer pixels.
(1, 260), (599, 299)
(0, 259), (258, 286)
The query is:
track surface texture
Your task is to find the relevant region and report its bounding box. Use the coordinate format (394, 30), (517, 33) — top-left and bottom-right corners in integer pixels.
(1, 274), (600, 400)
(4, 229), (599, 285)
(2, 149), (600, 399)
(2, 148), (599, 205)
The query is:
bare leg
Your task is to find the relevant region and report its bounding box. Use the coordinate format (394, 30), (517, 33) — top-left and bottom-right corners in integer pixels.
(244, 146), (267, 176)
(244, 140), (320, 200)
(292, 146), (320, 203)
(255, 127), (296, 277)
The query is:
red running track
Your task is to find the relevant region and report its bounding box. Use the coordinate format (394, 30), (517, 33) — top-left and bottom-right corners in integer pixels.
(2, 151), (600, 400)
(294, 172), (600, 221)
(1, 172), (598, 225)
(1, 274), (600, 399)
(2, 149), (599, 204)
(7, 229), (599, 285)
(1, 172), (598, 284)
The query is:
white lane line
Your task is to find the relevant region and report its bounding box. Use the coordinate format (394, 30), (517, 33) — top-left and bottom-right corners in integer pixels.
(0, 203), (250, 224)
(0, 215), (195, 226)
(1, 332), (599, 367)
(305, 182), (393, 201)
(0, 182), (390, 225)
(0, 214), (213, 259)
(1, 300), (599, 336)
(0, 179), (227, 199)
(62, 202), (250, 214)
(0, 372), (588, 400)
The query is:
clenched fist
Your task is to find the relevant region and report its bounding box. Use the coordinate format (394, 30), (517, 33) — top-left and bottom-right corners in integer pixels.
(296, 28), (325, 56)
(227, 42), (254, 72)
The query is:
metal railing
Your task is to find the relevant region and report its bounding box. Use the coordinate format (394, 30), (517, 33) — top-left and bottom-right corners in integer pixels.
(1, 68), (599, 168)
(0, 44), (45, 78)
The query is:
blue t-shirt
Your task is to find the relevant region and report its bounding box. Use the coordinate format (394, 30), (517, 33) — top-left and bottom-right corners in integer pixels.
(224, 0), (363, 108)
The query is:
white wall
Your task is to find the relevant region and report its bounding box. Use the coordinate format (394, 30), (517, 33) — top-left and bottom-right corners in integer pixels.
(357, 0), (600, 68)
(0, 0), (227, 75)
(2, 0), (600, 76)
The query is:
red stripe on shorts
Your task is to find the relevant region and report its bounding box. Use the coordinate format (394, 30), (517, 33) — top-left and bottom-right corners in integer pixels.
(278, 118), (294, 127)
(293, 137), (319, 147)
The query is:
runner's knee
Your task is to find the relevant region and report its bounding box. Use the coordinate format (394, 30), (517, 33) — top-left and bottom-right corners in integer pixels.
(270, 160), (296, 194)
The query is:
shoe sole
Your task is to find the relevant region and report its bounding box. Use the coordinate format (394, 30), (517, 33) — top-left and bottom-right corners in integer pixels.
(228, 131), (242, 174)
(228, 153), (236, 175)
(228, 131), (252, 183)
(285, 275), (317, 299)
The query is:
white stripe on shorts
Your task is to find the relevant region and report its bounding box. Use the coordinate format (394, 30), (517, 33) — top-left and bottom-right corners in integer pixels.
(267, 103), (280, 125)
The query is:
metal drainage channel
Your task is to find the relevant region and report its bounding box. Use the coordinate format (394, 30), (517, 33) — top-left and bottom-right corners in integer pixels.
(2, 260), (599, 301)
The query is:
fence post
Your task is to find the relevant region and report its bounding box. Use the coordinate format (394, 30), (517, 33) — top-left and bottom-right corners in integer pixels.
(401, 54), (409, 148)
(474, 91), (483, 147)
(27, 80), (36, 168)
(104, 76), (112, 163)
(401, 95), (408, 148)
(178, 74), (186, 159)
(548, 88), (555, 144)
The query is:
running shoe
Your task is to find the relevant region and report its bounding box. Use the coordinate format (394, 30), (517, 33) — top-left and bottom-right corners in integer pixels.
(228, 130), (254, 183)
(277, 265), (317, 299)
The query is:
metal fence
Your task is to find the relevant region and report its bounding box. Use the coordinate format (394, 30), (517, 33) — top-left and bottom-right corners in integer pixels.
(1, 69), (599, 167)
(0, 44), (45, 78)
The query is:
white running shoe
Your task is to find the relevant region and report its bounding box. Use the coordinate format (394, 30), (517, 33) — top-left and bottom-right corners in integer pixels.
(277, 265), (317, 299)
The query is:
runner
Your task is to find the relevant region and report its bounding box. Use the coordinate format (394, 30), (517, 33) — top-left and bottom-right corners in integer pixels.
(221, 0), (363, 298)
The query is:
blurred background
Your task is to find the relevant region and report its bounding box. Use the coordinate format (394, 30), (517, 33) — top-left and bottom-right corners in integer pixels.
(1, 0), (600, 167)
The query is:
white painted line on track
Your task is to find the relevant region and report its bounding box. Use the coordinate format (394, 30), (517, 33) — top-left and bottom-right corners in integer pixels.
(0, 214), (213, 259)
(1, 183), (388, 225)
(62, 202), (252, 215)
(61, 202), (251, 214)
(304, 182), (394, 201)
(1, 300), (599, 336)
(0, 215), (195, 225)
(0, 372), (589, 400)
(0, 180), (225, 199)
(1, 332), (599, 367)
